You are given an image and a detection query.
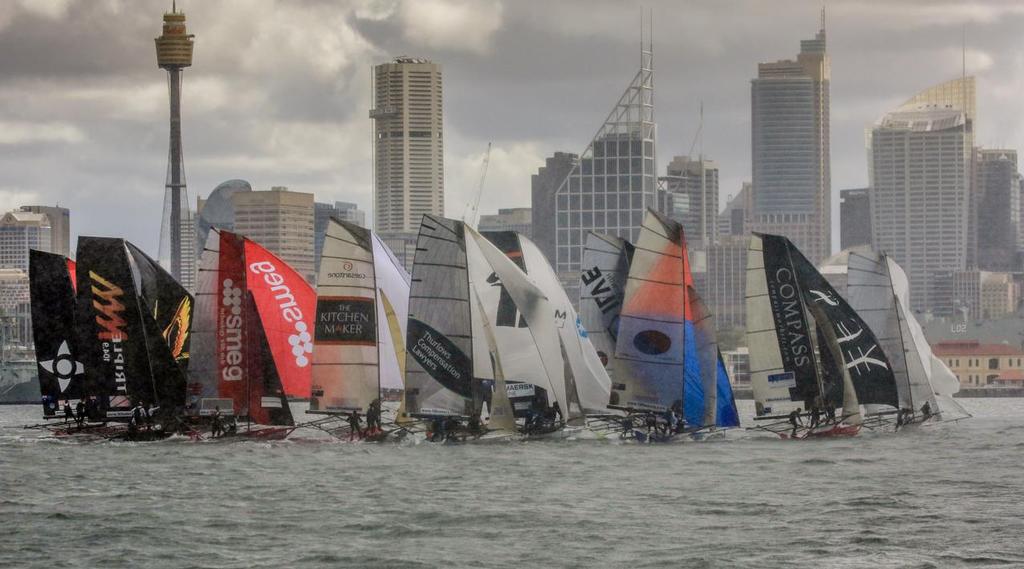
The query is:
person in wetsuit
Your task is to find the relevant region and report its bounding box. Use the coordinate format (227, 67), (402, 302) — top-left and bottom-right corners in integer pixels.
(347, 410), (363, 440)
(210, 406), (224, 438)
(62, 400), (74, 424)
(366, 399), (382, 434)
(921, 401), (933, 420)
(75, 399), (86, 427)
(788, 408), (802, 438)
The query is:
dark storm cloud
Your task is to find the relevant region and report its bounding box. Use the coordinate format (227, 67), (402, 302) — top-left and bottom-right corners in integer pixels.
(1, 0), (1023, 255)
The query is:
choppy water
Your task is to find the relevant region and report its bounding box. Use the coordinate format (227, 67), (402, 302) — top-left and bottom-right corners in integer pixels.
(1, 400), (1022, 569)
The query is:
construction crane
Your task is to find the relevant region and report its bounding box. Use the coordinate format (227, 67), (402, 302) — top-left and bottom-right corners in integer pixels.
(463, 142), (492, 227)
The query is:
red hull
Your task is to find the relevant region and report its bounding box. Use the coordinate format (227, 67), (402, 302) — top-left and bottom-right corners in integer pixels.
(780, 423), (861, 439)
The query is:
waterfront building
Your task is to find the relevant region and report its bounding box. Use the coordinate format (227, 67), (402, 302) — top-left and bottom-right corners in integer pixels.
(933, 340), (1024, 388)
(662, 155), (718, 246)
(839, 188), (871, 250)
(232, 187), (316, 283)
(155, 3), (196, 290)
(750, 17), (831, 263)
(371, 56), (444, 269)
(554, 39), (657, 294)
(531, 152), (577, 264)
(479, 207), (532, 236)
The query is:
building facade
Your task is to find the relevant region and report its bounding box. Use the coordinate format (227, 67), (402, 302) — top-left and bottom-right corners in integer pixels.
(870, 81), (972, 312)
(232, 187), (316, 283)
(554, 42), (656, 293)
(662, 155), (719, 246)
(933, 340), (1024, 388)
(0, 211), (51, 272)
(371, 57), (443, 268)
(839, 188), (871, 251)
(314, 201), (366, 272)
(479, 207), (532, 236)
(18, 205), (69, 257)
(531, 152), (577, 264)
(750, 21), (831, 263)
(975, 149), (1020, 272)
(718, 182), (751, 238)
(704, 236), (748, 331)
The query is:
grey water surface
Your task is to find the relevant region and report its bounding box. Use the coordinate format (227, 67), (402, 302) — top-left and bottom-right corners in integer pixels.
(1, 400), (1022, 569)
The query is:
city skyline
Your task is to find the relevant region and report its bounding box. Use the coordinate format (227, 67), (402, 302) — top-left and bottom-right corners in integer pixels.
(1, 1), (1024, 257)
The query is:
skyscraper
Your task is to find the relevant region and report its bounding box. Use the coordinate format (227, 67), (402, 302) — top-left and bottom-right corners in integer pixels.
(479, 207), (532, 236)
(155, 2), (196, 290)
(0, 211), (51, 271)
(750, 15), (831, 263)
(232, 187), (316, 283)
(975, 149), (1020, 271)
(554, 38), (656, 290)
(869, 81), (972, 312)
(531, 151), (577, 265)
(839, 188), (871, 250)
(370, 57), (444, 268)
(662, 155), (719, 246)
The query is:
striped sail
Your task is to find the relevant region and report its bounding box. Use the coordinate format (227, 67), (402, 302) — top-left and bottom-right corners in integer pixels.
(404, 216), (477, 417)
(611, 210), (687, 412)
(311, 219), (380, 412)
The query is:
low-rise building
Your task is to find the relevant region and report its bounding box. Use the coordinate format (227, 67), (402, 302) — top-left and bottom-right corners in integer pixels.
(932, 340), (1024, 388)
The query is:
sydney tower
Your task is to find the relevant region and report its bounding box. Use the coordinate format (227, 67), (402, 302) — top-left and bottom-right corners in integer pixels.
(155, 2), (195, 289)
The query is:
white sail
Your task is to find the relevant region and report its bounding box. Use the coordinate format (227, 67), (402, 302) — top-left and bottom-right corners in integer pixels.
(517, 234), (612, 416)
(579, 233), (630, 386)
(745, 235), (802, 416)
(466, 227), (570, 417)
(470, 286), (516, 433)
(370, 232), (410, 391)
(885, 256), (940, 413)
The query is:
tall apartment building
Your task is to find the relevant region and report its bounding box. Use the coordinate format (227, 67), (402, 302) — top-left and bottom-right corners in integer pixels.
(750, 19), (831, 263)
(371, 57), (444, 268)
(531, 152), (577, 264)
(975, 149), (1020, 271)
(314, 201), (366, 272)
(839, 188), (871, 250)
(479, 207), (532, 237)
(18, 205), (69, 257)
(704, 236), (748, 330)
(869, 79), (973, 312)
(662, 156), (719, 246)
(554, 40), (657, 295)
(232, 187), (315, 283)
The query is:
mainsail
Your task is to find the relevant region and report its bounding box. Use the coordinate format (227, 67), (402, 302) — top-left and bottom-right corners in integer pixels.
(404, 215), (478, 417)
(611, 211), (687, 412)
(311, 218), (410, 413)
(74, 237), (188, 419)
(30, 250), (84, 415)
(190, 230), (309, 425)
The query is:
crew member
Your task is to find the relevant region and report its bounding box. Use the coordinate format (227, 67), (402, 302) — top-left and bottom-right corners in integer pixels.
(347, 410), (363, 441)
(210, 406), (224, 438)
(75, 399), (86, 427)
(63, 400), (74, 424)
(788, 408), (802, 438)
(921, 401), (933, 420)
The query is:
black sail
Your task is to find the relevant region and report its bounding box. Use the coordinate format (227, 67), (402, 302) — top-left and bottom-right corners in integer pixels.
(29, 250), (83, 416)
(126, 242), (193, 371)
(786, 239), (899, 408)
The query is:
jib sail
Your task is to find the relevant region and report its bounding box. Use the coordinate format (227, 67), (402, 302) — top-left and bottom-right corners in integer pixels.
(243, 239), (316, 400)
(580, 232), (632, 387)
(30, 250), (84, 415)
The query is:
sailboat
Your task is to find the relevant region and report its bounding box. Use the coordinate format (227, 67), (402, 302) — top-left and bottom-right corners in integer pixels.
(745, 233), (899, 438)
(587, 210), (739, 442)
(64, 237), (193, 439)
(477, 230), (614, 430)
(307, 218), (410, 440)
(845, 250), (969, 427)
(190, 229), (316, 439)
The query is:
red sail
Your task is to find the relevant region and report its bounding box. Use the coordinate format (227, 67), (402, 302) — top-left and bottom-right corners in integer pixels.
(66, 259), (77, 293)
(216, 232), (249, 414)
(243, 240), (315, 398)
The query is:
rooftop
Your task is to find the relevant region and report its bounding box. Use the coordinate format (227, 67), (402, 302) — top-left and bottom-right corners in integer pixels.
(933, 340), (1024, 357)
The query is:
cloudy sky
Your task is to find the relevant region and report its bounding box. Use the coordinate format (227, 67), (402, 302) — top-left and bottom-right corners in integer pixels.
(2, 0), (1023, 256)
